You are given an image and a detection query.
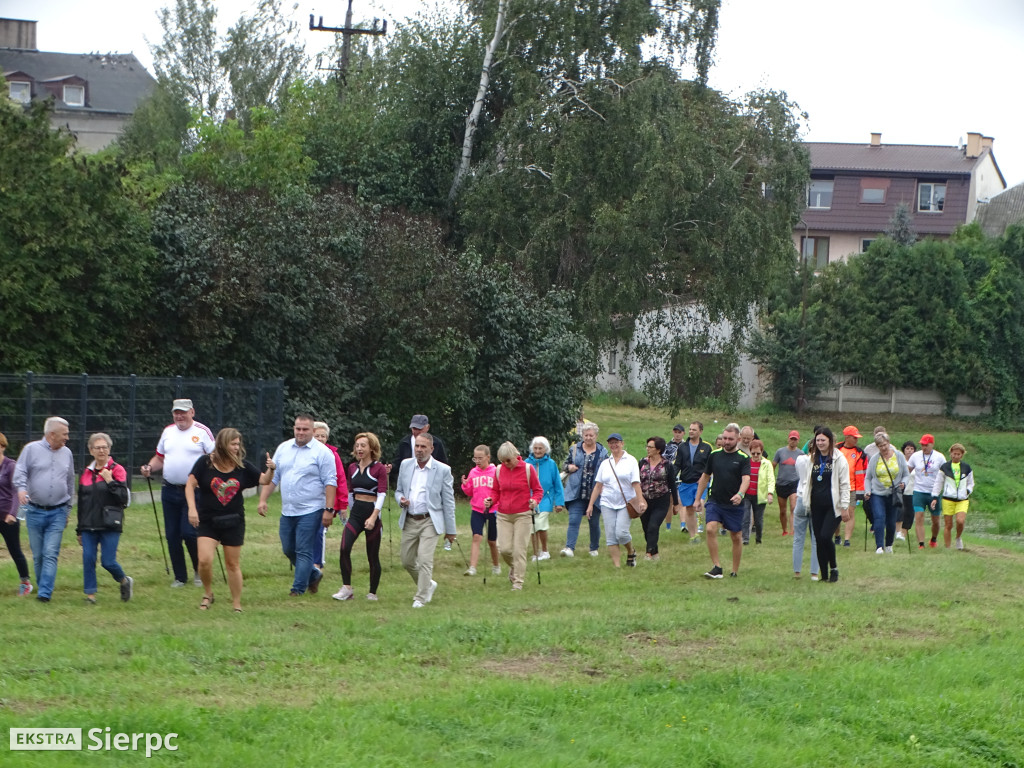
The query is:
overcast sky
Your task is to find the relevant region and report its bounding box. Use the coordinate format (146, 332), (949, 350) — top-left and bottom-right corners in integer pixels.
(6, 0), (1023, 187)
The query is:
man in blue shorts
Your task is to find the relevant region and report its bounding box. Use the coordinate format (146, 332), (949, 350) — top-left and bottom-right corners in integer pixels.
(695, 423), (750, 578)
(674, 421), (712, 545)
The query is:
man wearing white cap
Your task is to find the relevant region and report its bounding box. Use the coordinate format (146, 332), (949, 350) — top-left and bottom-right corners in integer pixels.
(142, 399), (215, 587)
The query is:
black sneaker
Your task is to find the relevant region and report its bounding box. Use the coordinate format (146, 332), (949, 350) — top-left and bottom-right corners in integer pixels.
(834, 535), (841, 545)
(120, 575), (134, 602)
(703, 565), (724, 579)
(626, 553), (637, 568)
(729, 572), (738, 578)
(829, 569), (839, 583)
(36, 595), (50, 602)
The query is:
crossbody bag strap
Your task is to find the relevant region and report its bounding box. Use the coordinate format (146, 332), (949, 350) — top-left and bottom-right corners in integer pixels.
(608, 456), (630, 506)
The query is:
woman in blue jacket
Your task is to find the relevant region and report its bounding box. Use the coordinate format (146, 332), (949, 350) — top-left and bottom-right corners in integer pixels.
(561, 424), (608, 558)
(525, 436), (565, 561)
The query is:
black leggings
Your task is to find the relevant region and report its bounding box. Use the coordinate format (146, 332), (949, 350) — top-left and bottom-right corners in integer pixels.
(640, 494), (671, 554)
(811, 501), (841, 577)
(339, 500), (382, 594)
(0, 517), (29, 580)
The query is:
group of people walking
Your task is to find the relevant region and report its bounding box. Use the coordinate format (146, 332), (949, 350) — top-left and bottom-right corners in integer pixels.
(0, 402), (976, 607)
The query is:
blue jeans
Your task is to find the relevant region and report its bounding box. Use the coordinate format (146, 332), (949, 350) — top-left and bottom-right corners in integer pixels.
(80, 530), (126, 594)
(26, 504), (69, 599)
(279, 512), (321, 594)
(869, 493), (898, 549)
(791, 498), (819, 575)
(162, 484), (198, 583)
(565, 499), (601, 552)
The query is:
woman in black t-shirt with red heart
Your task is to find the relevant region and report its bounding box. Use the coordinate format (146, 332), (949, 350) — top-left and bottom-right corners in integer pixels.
(186, 428), (274, 612)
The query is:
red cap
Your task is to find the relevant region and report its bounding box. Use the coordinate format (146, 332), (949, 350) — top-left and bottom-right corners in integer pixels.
(842, 426), (862, 438)
(788, 430), (800, 439)
(919, 433), (935, 445)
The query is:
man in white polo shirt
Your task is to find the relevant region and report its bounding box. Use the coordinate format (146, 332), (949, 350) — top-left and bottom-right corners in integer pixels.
(142, 399), (215, 587)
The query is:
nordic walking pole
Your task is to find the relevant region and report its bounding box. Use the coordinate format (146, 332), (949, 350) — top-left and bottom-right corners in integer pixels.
(216, 547), (227, 584)
(146, 476), (170, 575)
(530, 502), (541, 586)
(386, 478), (394, 570)
(454, 537), (470, 571)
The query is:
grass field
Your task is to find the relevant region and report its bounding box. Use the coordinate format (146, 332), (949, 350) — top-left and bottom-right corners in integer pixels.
(2, 403), (1023, 766)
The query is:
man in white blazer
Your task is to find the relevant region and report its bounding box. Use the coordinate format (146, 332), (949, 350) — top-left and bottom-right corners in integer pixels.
(395, 433), (457, 607)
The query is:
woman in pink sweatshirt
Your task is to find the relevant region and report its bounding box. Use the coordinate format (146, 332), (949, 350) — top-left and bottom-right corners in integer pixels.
(460, 445), (501, 577)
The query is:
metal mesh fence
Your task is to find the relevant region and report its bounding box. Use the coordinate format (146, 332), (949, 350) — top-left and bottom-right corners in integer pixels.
(0, 373), (285, 474)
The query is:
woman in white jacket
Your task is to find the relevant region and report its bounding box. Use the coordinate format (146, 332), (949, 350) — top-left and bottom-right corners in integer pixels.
(801, 427), (850, 583)
(930, 443), (974, 550)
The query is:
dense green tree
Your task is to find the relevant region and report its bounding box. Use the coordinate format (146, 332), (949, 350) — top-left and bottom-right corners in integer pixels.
(460, 62), (807, 336)
(0, 101), (156, 373)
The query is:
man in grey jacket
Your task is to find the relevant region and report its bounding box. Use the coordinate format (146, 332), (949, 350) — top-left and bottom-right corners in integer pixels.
(14, 417), (75, 602)
(395, 433), (456, 608)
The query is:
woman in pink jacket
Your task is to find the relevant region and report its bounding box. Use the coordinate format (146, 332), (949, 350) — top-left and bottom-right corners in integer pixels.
(460, 445), (501, 577)
(485, 442), (543, 591)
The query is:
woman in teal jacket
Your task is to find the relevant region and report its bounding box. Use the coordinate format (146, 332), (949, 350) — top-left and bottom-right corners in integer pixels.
(525, 436), (565, 561)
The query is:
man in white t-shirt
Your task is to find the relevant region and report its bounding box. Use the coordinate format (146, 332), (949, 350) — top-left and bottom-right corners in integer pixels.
(142, 399), (216, 587)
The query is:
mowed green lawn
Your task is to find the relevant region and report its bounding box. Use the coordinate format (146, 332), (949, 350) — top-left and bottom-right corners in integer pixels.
(2, 403), (1023, 767)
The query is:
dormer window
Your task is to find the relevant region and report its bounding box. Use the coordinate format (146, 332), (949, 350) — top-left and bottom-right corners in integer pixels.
(807, 179), (833, 210)
(918, 182), (946, 213)
(8, 81), (31, 103)
(63, 84), (84, 106)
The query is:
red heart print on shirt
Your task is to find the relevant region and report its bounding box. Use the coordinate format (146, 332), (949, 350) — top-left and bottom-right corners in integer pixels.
(211, 477), (240, 506)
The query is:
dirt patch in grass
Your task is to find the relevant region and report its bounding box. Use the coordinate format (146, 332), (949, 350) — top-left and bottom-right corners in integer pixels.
(478, 649), (576, 679)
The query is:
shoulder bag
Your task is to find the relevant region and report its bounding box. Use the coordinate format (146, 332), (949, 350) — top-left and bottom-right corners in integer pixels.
(610, 457), (642, 519)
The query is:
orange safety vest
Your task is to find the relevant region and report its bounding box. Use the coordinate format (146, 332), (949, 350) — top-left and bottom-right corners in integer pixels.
(838, 445), (867, 492)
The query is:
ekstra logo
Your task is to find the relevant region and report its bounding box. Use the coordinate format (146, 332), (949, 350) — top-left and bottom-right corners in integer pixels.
(10, 728), (179, 757)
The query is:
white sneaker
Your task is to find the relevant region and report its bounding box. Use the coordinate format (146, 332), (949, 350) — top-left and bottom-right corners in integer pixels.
(589, 550), (599, 557)
(810, 574), (820, 581)
(464, 566), (477, 576)
(443, 541), (452, 551)
(956, 538), (964, 550)
(491, 565), (501, 575)
(193, 573), (203, 587)
(876, 547), (884, 554)
(538, 551), (551, 561)
(884, 546), (893, 554)
(426, 579), (438, 603)
(531, 555), (539, 562)
(560, 547), (574, 558)
(412, 600), (425, 608)
(170, 580), (186, 588)
(895, 531), (906, 541)
(332, 585), (354, 601)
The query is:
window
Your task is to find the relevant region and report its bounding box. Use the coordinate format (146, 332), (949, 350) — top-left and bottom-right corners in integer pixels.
(607, 349), (618, 375)
(807, 180), (833, 209)
(860, 177), (889, 203)
(918, 182), (945, 213)
(63, 84), (84, 106)
(8, 81), (30, 103)
(861, 239), (875, 253)
(801, 236), (829, 269)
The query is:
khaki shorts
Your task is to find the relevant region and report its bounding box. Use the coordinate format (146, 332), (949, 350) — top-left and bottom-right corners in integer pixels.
(532, 511), (550, 532)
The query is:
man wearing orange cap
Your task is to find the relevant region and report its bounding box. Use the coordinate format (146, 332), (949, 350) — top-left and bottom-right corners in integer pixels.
(837, 426), (868, 547)
(908, 434), (945, 548)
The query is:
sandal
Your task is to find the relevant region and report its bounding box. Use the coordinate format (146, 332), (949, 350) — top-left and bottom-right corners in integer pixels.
(233, 608), (243, 613)
(199, 595), (214, 610)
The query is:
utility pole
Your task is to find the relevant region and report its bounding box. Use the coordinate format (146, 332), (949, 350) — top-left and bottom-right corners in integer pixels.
(309, 0), (387, 98)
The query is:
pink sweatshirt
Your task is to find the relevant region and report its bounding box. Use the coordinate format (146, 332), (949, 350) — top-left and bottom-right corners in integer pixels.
(461, 464), (498, 513)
